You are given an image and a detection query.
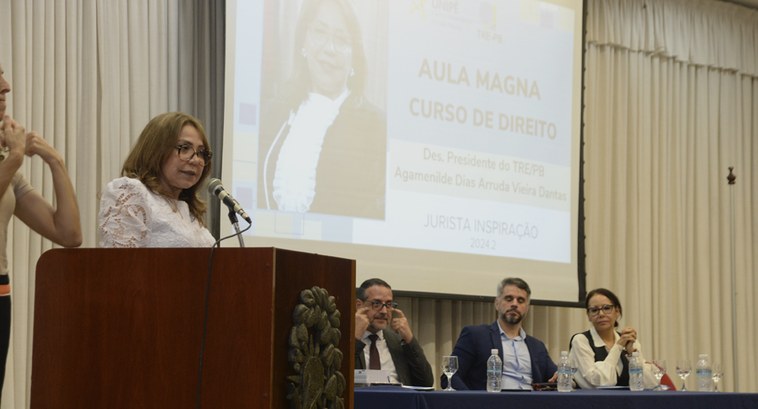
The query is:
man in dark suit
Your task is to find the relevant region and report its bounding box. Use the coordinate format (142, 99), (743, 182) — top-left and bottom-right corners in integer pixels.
(443, 277), (557, 390)
(354, 278), (434, 387)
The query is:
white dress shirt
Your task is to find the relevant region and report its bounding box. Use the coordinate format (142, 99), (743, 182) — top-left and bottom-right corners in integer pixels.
(361, 330), (399, 384)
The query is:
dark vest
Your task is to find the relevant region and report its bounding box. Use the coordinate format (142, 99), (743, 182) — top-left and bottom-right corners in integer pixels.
(569, 330), (629, 387)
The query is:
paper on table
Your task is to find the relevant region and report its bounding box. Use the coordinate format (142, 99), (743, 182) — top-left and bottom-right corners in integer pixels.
(355, 369), (395, 385)
(401, 385), (435, 391)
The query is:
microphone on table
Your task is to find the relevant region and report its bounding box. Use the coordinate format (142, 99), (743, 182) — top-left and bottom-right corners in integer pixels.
(207, 178), (252, 224)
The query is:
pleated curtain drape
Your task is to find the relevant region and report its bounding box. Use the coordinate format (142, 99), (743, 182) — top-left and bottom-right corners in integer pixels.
(405, 0), (758, 393)
(0, 0), (756, 407)
(0, 1), (223, 407)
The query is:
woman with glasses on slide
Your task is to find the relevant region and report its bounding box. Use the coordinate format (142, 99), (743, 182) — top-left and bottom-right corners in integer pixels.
(258, 0), (386, 220)
(98, 112), (215, 248)
(568, 288), (658, 389)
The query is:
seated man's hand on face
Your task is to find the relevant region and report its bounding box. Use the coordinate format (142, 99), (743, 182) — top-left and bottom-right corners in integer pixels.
(355, 306), (370, 340)
(390, 309), (414, 344)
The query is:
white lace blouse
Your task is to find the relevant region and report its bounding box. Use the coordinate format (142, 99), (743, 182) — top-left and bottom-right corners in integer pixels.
(98, 177), (215, 248)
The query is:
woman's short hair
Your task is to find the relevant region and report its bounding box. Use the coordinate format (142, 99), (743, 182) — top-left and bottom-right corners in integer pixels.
(585, 288), (623, 325)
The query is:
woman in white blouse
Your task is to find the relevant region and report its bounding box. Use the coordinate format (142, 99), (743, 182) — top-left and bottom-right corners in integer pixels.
(98, 112), (215, 247)
(568, 288), (658, 389)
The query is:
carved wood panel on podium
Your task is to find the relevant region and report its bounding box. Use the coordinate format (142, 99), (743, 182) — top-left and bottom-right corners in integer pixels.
(30, 247), (355, 409)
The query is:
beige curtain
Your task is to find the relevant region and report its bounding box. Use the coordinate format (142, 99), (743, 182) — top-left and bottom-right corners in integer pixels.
(1, 0), (757, 406)
(0, 1), (222, 407)
(404, 0), (758, 393)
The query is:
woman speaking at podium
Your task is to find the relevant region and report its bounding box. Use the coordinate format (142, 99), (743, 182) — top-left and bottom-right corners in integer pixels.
(98, 112), (215, 248)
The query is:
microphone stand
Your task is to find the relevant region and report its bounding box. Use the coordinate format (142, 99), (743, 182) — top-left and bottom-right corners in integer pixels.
(227, 209), (246, 248)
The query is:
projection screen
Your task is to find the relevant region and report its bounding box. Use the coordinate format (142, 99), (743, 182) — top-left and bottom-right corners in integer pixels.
(221, 0), (586, 303)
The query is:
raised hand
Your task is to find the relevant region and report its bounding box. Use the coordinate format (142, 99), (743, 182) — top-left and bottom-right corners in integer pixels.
(24, 130), (62, 164)
(354, 306), (370, 340)
(1, 115), (27, 156)
(616, 326), (638, 354)
(390, 308), (414, 343)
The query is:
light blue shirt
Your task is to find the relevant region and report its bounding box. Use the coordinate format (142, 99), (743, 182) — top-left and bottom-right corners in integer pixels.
(498, 322), (533, 389)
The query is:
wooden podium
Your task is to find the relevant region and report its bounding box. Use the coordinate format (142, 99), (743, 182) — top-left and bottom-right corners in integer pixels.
(30, 247), (355, 409)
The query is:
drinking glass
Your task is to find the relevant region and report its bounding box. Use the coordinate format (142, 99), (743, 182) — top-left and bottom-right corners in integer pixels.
(675, 359), (691, 391)
(652, 360), (667, 390)
(441, 355), (459, 391)
(712, 363), (723, 392)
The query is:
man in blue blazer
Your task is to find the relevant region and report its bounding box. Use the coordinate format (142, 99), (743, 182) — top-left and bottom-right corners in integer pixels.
(354, 278), (434, 387)
(443, 277), (557, 390)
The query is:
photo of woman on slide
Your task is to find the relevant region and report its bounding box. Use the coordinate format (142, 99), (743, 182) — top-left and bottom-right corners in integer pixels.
(258, 0), (386, 220)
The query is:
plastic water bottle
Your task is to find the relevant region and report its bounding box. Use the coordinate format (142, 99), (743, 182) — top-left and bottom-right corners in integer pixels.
(486, 348), (503, 392)
(557, 350), (573, 392)
(696, 353), (713, 391)
(628, 351), (644, 391)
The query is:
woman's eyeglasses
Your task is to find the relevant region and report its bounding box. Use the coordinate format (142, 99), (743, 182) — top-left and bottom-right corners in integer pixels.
(587, 304), (615, 316)
(176, 143), (212, 166)
(307, 25), (352, 54)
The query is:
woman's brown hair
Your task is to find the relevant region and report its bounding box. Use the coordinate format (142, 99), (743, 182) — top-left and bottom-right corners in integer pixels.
(121, 112), (212, 224)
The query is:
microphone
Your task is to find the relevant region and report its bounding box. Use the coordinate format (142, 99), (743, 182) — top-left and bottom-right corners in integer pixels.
(207, 178), (252, 224)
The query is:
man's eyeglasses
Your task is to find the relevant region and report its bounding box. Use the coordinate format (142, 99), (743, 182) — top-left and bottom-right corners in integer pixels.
(368, 300), (399, 311)
(176, 143), (212, 166)
(587, 304), (615, 316)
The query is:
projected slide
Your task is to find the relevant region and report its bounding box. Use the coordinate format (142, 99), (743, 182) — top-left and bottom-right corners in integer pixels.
(224, 0), (584, 302)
